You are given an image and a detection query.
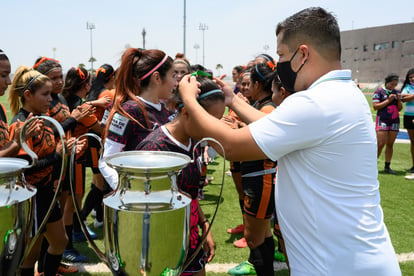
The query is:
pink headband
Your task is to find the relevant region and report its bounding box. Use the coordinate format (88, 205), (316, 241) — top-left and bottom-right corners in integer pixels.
(140, 54), (168, 80)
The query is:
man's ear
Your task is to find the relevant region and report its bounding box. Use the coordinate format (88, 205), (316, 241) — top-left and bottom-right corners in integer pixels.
(299, 44), (310, 62)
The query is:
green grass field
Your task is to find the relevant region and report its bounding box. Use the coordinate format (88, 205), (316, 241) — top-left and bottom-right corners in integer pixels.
(1, 92), (414, 275)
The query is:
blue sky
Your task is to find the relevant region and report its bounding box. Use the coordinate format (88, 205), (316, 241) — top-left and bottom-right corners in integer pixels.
(3, 0), (413, 76)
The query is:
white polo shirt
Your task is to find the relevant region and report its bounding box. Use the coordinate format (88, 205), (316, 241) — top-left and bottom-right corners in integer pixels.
(250, 70), (401, 275)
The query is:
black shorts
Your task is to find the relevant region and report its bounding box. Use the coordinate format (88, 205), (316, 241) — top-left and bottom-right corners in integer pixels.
(230, 161), (241, 173)
(404, 115), (414, 129)
(272, 212), (283, 240)
(33, 185), (62, 234)
(83, 135), (101, 174)
(61, 171), (70, 193)
(242, 173), (275, 219)
(182, 236), (205, 275)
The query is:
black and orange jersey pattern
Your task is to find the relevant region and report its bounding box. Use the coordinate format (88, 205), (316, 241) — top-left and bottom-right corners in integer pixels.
(94, 89), (115, 122)
(48, 93), (77, 139)
(240, 97), (276, 175)
(0, 103), (10, 150)
(49, 93), (71, 124)
(10, 109), (60, 188)
(65, 94), (98, 138)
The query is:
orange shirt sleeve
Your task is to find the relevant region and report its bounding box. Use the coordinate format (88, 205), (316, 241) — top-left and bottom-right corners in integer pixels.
(260, 105), (275, 114)
(8, 121), (33, 156)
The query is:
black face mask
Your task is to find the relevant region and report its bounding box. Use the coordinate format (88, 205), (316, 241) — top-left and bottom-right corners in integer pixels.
(276, 48), (307, 93)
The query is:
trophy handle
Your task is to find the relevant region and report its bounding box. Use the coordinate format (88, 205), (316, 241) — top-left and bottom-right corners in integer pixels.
(19, 116), (67, 268)
(182, 137), (225, 271)
(69, 133), (109, 265)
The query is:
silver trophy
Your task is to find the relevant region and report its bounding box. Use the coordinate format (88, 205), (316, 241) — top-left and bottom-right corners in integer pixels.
(71, 136), (224, 276)
(0, 116), (66, 276)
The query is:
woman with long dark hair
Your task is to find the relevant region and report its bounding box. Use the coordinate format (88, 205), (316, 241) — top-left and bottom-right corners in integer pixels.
(100, 48), (177, 189)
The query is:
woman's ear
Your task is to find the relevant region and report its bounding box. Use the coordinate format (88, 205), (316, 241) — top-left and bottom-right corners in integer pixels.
(23, 89), (32, 101)
(151, 71), (161, 85)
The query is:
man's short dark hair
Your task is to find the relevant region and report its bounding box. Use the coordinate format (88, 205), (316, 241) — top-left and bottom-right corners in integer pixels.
(276, 7), (341, 61)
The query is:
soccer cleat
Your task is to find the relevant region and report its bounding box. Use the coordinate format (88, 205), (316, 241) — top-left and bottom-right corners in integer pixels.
(63, 249), (88, 263)
(274, 251), (286, 262)
(73, 224), (98, 242)
(57, 262), (79, 274)
(94, 219), (104, 229)
(384, 167), (396, 174)
(227, 224), (245, 234)
(405, 173), (414, 180)
(233, 237), (248, 248)
(228, 261), (256, 275)
(85, 222), (98, 239)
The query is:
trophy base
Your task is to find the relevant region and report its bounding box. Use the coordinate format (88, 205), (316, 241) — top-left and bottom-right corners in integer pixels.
(0, 186), (35, 276)
(103, 190), (191, 276)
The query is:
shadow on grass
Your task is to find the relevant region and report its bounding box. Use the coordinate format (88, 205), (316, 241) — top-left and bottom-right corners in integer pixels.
(378, 170), (407, 176)
(225, 233), (244, 244)
(199, 193), (225, 206)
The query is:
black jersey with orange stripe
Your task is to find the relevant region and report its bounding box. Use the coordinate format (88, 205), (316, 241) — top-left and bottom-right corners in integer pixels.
(49, 93), (77, 135)
(241, 97), (276, 175)
(10, 109), (62, 189)
(0, 103), (10, 149)
(65, 94), (98, 138)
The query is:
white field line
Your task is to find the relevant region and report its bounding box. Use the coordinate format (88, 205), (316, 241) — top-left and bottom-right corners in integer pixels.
(71, 252), (414, 273)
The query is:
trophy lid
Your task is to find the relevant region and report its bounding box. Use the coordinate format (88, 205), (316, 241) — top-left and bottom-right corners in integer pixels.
(0, 158), (29, 178)
(104, 151), (191, 175)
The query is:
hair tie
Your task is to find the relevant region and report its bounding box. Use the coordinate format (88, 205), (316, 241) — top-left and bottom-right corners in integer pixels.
(75, 67), (89, 84)
(174, 59), (190, 66)
(191, 70), (212, 79)
(105, 69), (115, 80)
(140, 54), (168, 80)
(21, 73), (43, 95)
(255, 64), (266, 80)
(267, 60), (276, 71)
(33, 57), (59, 70)
(198, 89), (223, 100)
(137, 48), (143, 58)
(96, 67), (106, 77)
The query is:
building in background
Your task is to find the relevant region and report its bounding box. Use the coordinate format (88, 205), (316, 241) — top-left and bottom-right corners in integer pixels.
(341, 22), (414, 85)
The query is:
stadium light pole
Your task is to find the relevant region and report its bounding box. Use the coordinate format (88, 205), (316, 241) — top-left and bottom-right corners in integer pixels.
(199, 23), (208, 66)
(194, 43), (200, 64)
(142, 28), (146, 49)
(183, 0), (186, 55)
(86, 21), (96, 71)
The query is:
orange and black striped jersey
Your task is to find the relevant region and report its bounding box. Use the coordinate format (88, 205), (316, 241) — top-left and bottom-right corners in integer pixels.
(49, 93), (77, 137)
(0, 103), (10, 150)
(94, 89), (115, 121)
(10, 109), (61, 189)
(65, 94), (98, 138)
(49, 93), (71, 124)
(241, 96), (276, 175)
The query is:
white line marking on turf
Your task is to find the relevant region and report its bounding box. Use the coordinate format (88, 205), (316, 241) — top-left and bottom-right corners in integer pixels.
(72, 252), (414, 273)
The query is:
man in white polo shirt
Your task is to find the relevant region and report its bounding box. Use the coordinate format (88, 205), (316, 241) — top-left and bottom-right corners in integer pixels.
(178, 7), (400, 276)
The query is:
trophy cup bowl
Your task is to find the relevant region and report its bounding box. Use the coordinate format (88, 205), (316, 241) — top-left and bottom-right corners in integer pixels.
(0, 116), (66, 276)
(0, 158), (36, 276)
